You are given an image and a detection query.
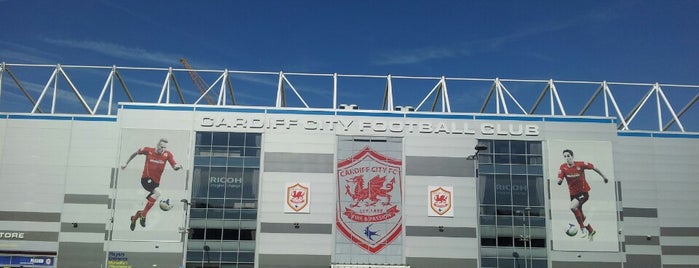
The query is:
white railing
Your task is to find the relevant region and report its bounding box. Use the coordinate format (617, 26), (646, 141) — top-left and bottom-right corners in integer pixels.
(0, 63), (697, 132)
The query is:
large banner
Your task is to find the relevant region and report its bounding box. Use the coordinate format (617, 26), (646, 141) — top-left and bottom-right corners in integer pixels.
(548, 140), (619, 252)
(112, 129), (190, 241)
(335, 137), (403, 264)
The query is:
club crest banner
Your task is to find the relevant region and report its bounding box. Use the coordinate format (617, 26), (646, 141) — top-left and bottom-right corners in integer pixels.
(428, 186), (453, 217)
(285, 182), (310, 213)
(336, 146), (403, 254)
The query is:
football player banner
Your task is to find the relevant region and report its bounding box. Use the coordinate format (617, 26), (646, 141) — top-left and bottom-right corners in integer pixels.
(548, 140), (619, 252)
(428, 186), (454, 217)
(285, 182), (310, 213)
(336, 146), (403, 254)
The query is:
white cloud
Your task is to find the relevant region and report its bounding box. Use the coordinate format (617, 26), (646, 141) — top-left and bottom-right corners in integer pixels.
(373, 8), (614, 66)
(373, 46), (465, 65)
(0, 41), (59, 63)
(41, 38), (179, 66)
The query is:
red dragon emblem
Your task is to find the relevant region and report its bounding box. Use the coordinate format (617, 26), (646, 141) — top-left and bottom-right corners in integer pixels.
(345, 175), (396, 207)
(286, 183), (309, 213)
(434, 194), (447, 203)
(337, 146), (402, 254)
(291, 190), (304, 199)
(429, 186), (453, 216)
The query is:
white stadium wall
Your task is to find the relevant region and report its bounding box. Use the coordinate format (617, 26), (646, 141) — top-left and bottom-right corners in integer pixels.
(0, 104), (697, 268)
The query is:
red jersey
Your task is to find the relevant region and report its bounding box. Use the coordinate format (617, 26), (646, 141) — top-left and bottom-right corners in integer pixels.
(138, 147), (177, 183)
(558, 161), (594, 196)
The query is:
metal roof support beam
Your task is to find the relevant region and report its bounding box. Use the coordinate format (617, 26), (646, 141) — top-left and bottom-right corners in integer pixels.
(226, 71), (236, 105)
(496, 79), (527, 114)
(169, 72), (186, 104)
(31, 67), (58, 113)
(276, 73), (309, 109)
(2, 64), (44, 113)
(32, 65), (92, 114)
(0, 63), (4, 99)
(548, 80), (566, 116)
(415, 78), (443, 112)
(93, 66), (116, 115)
(579, 83), (604, 116)
(158, 68), (176, 104)
(217, 70), (229, 105)
(58, 65), (92, 114)
(529, 83), (550, 115)
(440, 76), (451, 113)
(655, 83), (684, 132)
(479, 82), (497, 113)
(333, 73), (338, 109)
(430, 84), (442, 112)
(598, 82), (627, 130)
(495, 78), (508, 114)
(194, 72), (224, 105)
(113, 69), (134, 103)
(622, 85), (656, 130)
(663, 93), (697, 131)
(381, 75), (394, 111)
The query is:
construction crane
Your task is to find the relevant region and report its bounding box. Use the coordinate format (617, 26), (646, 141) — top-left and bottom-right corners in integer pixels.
(179, 58), (215, 105)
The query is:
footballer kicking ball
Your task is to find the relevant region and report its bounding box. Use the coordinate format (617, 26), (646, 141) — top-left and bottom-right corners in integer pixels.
(565, 223), (579, 237)
(159, 198), (174, 211)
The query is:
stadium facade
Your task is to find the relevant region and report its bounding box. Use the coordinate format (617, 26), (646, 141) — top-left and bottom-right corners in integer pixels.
(0, 63), (697, 268)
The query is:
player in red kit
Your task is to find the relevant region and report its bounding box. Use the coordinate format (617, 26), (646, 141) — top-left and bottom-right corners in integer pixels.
(557, 149), (609, 241)
(121, 138), (182, 231)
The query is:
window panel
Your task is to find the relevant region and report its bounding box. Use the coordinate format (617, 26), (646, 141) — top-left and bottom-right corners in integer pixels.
(494, 140), (510, 153)
(189, 132), (260, 266)
(229, 133), (245, 146)
(212, 132), (229, 146)
(511, 141), (526, 154)
(478, 139), (547, 264)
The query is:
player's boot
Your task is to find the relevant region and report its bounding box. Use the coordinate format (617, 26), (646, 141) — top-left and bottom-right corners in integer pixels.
(130, 211), (142, 231)
(588, 230), (597, 241)
(579, 228), (588, 238)
(139, 212), (146, 228)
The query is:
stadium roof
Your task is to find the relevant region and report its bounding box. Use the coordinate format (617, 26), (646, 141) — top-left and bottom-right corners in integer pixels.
(0, 63), (697, 133)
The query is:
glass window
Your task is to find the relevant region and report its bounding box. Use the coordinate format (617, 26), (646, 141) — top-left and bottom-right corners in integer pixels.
(494, 140), (510, 153)
(511, 141), (526, 154)
(229, 134), (244, 146)
(479, 175), (495, 204)
(478, 139), (547, 264)
(495, 175), (512, 205)
(212, 132), (229, 146)
(188, 132), (261, 268)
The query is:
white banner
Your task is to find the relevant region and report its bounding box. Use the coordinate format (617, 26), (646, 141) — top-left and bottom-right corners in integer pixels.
(285, 182), (310, 213)
(548, 140), (619, 252)
(428, 186), (454, 217)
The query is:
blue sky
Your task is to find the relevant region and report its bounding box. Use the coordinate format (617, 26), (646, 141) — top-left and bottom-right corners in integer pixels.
(0, 1), (697, 131)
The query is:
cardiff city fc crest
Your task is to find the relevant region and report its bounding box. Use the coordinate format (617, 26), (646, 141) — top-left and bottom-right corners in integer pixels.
(337, 146), (402, 254)
(428, 186), (453, 217)
(285, 183), (310, 213)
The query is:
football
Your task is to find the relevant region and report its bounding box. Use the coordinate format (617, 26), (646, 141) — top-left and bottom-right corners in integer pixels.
(159, 198), (174, 211)
(565, 223), (579, 237)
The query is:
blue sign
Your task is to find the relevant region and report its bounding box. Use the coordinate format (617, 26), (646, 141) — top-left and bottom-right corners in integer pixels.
(0, 255), (55, 266)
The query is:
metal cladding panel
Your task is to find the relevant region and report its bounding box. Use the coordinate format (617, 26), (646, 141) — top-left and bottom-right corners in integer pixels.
(1, 106), (698, 267)
(258, 253), (331, 268)
(406, 257), (477, 268)
(651, 138), (699, 224)
(257, 172), (336, 224)
(403, 176), (477, 228)
(257, 233), (334, 256)
(404, 236), (479, 259)
(258, 131), (336, 256)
